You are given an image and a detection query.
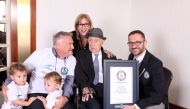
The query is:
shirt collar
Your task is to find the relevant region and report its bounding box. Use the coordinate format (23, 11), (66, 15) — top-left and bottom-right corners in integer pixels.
(93, 50), (101, 55)
(134, 50), (146, 63)
(92, 50), (102, 59)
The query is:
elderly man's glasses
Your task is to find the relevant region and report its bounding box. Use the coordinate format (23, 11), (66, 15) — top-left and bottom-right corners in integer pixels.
(127, 40), (145, 46)
(78, 23), (90, 27)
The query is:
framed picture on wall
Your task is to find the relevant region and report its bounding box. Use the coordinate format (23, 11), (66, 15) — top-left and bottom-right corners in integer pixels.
(103, 60), (139, 109)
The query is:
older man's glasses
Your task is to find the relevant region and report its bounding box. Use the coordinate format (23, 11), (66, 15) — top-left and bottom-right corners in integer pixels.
(127, 40), (145, 46)
(78, 23), (90, 27)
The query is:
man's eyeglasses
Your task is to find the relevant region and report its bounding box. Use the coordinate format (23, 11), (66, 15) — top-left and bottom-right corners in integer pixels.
(127, 40), (145, 46)
(78, 23), (90, 27)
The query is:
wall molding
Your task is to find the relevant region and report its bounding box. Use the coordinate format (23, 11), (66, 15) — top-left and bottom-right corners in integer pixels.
(10, 0), (18, 62)
(169, 103), (186, 109)
(10, 0), (36, 62)
(30, 0), (36, 53)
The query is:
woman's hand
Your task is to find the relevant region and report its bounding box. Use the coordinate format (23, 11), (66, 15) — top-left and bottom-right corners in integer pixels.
(104, 50), (115, 58)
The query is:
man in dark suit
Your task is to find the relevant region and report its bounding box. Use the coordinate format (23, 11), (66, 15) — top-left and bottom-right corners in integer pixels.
(75, 28), (116, 109)
(123, 30), (166, 109)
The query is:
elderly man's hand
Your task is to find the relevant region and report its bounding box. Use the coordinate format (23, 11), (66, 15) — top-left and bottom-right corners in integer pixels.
(82, 92), (93, 102)
(82, 87), (93, 102)
(54, 96), (68, 109)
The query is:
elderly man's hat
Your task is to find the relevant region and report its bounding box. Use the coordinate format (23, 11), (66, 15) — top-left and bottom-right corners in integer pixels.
(87, 28), (106, 40)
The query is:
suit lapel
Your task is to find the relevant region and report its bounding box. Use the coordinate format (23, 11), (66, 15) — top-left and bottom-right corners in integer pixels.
(101, 50), (108, 73)
(86, 50), (95, 73)
(128, 51), (149, 73)
(139, 51), (149, 73)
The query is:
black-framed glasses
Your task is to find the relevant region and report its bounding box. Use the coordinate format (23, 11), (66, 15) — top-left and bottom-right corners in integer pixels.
(78, 23), (90, 27)
(127, 40), (145, 46)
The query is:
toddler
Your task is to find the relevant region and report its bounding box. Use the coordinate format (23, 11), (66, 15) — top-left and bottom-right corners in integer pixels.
(1, 63), (36, 109)
(37, 71), (63, 109)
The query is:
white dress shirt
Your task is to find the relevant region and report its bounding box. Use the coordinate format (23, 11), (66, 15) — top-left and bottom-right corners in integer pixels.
(92, 50), (103, 83)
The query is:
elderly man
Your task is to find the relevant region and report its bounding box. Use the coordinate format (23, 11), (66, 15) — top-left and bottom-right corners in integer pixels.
(3, 31), (76, 109)
(123, 30), (165, 109)
(75, 28), (116, 109)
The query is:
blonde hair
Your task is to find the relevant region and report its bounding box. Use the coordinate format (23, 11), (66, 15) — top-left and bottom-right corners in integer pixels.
(74, 13), (93, 32)
(44, 71), (62, 84)
(9, 63), (27, 75)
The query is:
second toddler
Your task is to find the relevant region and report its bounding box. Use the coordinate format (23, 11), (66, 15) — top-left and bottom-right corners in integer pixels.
(37, 71), (63, 109)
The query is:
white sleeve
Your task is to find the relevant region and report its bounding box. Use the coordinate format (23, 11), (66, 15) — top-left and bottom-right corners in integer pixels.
(7, 84), (18, 101)
(46, 94), (56, 109)
(23, 50), (40, 72)
(67, 56), (76, 76)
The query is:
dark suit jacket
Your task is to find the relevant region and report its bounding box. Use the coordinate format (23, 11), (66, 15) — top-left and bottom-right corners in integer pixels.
(75, 49), (116, 97)
(128, 50), (165, 108)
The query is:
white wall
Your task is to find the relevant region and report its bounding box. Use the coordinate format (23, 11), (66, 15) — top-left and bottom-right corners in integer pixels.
(130, 0), (190, 108)
(37, 0), (190, 108)
(36, 0), (131, 59)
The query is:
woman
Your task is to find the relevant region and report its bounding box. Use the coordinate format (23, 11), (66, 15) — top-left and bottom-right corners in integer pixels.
(71, 13), (92, 56)
(72, 13), (114, 57)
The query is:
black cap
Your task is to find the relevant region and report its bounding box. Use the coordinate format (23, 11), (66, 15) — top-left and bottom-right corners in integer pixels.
(87, 28), (106, 40)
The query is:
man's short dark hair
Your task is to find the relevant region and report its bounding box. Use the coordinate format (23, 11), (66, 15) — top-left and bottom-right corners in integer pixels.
(128, 30), (145, 39)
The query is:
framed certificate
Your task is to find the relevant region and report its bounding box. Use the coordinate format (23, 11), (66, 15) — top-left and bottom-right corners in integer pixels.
(103, 60), (139, 109)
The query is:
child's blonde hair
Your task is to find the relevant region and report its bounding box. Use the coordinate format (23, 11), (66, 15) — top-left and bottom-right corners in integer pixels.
(44, 71), (62, 84)
(9, 63), (27, 75)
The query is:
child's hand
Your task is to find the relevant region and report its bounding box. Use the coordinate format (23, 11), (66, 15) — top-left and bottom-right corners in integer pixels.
(29, 97), (36, 101)
(37, 96), (46, 103)
(27, 97), (37, 105)
(28, 97), (36, 103)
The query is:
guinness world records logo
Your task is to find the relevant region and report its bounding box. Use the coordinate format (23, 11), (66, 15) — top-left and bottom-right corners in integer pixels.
(117, 70), (126, 81)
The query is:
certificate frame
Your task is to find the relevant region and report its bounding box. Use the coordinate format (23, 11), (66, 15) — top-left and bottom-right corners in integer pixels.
(103, 60), (139, 109)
